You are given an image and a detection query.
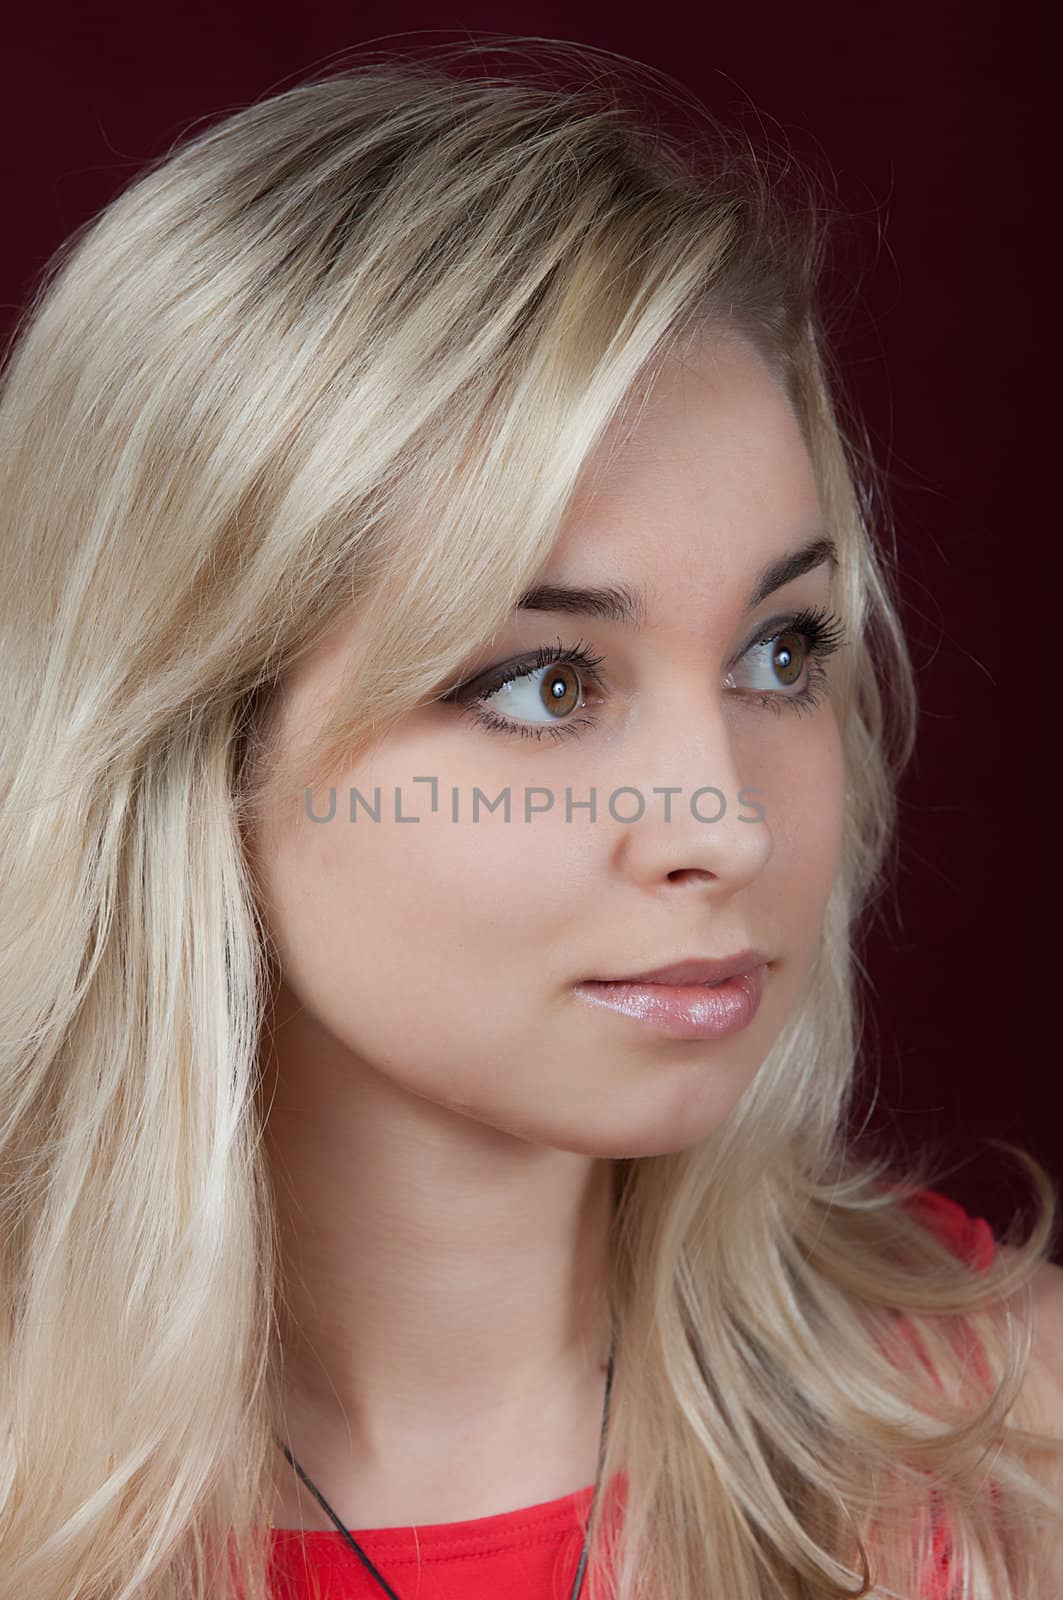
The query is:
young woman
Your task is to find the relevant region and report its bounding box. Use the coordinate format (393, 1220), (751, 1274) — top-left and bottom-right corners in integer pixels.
(1, 39), (1060, 1600)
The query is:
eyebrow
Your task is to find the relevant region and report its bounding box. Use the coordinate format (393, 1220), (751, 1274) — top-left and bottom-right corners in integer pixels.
(515, 534), (838, 628)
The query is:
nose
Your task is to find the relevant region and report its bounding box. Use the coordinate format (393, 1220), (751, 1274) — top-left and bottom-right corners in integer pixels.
(606, 684), (773, 896)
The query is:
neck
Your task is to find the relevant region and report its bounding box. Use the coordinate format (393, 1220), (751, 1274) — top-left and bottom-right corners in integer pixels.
(261, 981), (616, 1529)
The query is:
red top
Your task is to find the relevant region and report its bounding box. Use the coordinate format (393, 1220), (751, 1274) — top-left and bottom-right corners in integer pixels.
(265, 1186), (997, 1600)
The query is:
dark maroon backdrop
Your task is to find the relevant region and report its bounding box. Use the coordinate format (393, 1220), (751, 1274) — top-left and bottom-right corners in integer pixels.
(3, 9), (1055, 1251)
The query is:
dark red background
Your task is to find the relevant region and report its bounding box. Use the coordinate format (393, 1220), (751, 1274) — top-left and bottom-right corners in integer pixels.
(3, 9), (1054, 1249)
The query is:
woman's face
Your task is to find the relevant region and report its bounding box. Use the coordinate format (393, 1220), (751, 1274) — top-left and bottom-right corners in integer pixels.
(249, 334), (846, 1158)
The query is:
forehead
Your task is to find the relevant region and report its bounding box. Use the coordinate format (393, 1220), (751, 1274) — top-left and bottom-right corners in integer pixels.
(544, 334), (823, 597)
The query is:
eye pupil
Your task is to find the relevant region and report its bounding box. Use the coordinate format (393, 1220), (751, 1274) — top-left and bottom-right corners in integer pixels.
(541, 664), (580, 716)
(773, 632), (804, 687)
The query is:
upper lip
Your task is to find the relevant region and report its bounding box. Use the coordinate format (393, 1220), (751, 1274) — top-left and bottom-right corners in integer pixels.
(585, 950), (769, 986)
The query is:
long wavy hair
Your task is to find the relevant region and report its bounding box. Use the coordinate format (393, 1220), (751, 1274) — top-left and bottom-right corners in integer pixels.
(0, 38), (1058, 1600)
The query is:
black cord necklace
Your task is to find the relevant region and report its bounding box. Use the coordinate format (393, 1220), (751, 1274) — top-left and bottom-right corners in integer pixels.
(273, 1328), (617, 1600)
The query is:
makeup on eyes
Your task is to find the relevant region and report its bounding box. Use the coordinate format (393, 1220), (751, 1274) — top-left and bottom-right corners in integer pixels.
(437, 603), (848, 743)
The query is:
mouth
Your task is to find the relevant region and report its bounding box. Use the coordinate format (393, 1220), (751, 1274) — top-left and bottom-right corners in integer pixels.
(582, 951), (769, 988)
(573, 960), (769, 1041)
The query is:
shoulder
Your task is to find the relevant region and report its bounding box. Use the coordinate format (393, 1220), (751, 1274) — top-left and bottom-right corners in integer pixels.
(997, 1245), (1063, 1434)
(1027, 1250), (1063, 1376)
(997, 1244), (1063, 1584)
(909, 1190), (1063, 1438)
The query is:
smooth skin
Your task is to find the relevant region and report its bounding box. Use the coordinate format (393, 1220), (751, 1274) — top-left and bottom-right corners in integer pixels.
(246, 331), (1063, 1554)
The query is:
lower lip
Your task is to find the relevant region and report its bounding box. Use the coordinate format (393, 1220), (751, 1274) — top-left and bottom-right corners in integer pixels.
(573, 965), (767, 1040)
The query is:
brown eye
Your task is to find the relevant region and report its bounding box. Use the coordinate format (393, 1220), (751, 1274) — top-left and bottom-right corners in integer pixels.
(438, 635), (607, 742)
(770, 630), (807, 688)
(539, 662), (582, 717)
(727, 605), (847, 718)
(452, 637), (607, 738)
(479, 658), (585, 724)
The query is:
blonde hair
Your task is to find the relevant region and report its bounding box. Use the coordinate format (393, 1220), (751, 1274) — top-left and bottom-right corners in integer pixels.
(0, 37), (1058, 1600)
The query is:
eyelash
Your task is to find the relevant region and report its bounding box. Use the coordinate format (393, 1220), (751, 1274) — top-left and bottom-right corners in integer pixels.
(440, 605), (848, 744)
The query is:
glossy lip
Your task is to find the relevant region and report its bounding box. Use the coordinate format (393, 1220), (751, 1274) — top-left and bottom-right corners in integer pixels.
(584, 950), (769, 987)
(573, 961), (768, 1041)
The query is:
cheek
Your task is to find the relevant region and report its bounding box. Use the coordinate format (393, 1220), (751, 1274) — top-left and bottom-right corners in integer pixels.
(778, 714), (846, 934)
(253, 792), (565, 1082)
